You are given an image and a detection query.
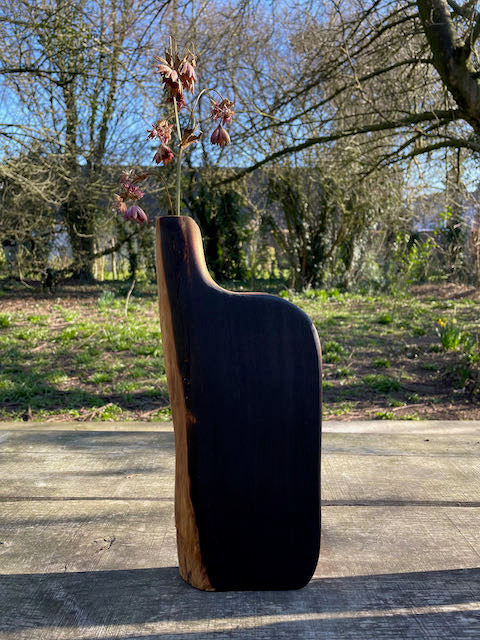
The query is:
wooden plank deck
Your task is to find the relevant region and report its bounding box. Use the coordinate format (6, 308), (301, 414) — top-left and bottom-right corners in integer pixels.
(1, 420), (480, 639)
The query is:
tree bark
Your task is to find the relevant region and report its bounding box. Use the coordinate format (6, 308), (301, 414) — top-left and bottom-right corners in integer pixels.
(417, 0), (480, 133)
(64, 198), (96, 282)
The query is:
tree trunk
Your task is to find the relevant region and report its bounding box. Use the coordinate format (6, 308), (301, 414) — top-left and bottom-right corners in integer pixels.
(64, 198), (95, 282)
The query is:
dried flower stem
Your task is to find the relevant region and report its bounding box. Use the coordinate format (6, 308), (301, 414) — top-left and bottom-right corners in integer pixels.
(173, 96), (183, 217)
(124, 279), (135, 318)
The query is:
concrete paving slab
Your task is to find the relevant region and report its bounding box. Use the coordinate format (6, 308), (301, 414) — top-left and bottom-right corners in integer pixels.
(0, 421), (479, 639)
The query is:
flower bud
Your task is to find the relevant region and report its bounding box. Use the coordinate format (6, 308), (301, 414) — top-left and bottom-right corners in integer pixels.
(210, 123), (231, 148)
(125, 204), (148, 224)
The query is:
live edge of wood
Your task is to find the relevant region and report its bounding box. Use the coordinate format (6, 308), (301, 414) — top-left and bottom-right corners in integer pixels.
(155, 215), (322, 592)
(155, 217), (213, 591)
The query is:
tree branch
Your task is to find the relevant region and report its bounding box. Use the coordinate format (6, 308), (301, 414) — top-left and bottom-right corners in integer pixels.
(417, 0), (480, 131)
(216, 109), (461, 186)
(92, 229), (138, 260)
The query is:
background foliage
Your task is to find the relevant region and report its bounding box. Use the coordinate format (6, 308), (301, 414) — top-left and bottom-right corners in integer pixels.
(1, 0), (480, 290)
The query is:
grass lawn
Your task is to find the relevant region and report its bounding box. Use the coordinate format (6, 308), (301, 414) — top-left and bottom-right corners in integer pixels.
(0, 279), (479, 422)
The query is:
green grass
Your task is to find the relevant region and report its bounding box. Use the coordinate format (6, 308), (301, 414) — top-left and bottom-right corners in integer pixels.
(376, 312), (393, 325)
(0, 280), (479, 421)
(363, 374), (402, 393)
(0, 313), (11, 328)
(0, 281), (170, 421)
(323, 340), (348, 363)
(373, 357), (391, 369)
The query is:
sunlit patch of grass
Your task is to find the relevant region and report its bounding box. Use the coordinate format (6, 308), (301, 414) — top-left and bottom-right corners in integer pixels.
(47, 371), (69, 384)
(375, 410), (395, 419)
(0, 281), (478, 421)
(62, 310), (79, 322)
(97, 290), (116, 309)
(97, 403), (124, 421)
(0, 377), (15, 392)
(89, 372), (114, 384)
(27, 314), (48, 325)
(0, 313), (11, 328)
(364, 374), (401, 393)
(151, 407), (172, 422)
(135, 343), (163, 357)
(323, 340), (348, 363)
(129, 366), (149, 379)
(376, 312), (393, 325)
(116, 380), (141, 393)
(388, 397), (405, 407)
(75, 347), (101, 365)
(101, 323), (154, 352)
(372, 357), (390, 368)
(58, 327), (78, 343)
(324, 401), (358, 416)
(334, 367), (353, 378)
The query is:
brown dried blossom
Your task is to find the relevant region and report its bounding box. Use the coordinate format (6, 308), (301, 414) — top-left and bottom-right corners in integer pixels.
(210, 98), (235, 127)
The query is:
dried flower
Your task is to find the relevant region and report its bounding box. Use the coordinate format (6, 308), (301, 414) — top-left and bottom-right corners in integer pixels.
(125, 204), (148, 224)
(155, 56), (184, 101)
(147, 119), (173, 143)
(178, 54), (197, 93)
(153, 143), (174, 165)
(169, 94), (186, 110)
(119, 171), (145, 200)
(119, 39), (235, 222)
(210, 123), (231, 147)
(114, 194), (127, 215)
(181, 126), (202, 150)
(155, 62), (178, 85)
(122, 183), (144, 200)
(120, 170), (134, 186)
(210, 98), (235, 127)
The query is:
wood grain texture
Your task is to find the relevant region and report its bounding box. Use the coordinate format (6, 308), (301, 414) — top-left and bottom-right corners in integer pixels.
(155, 215), (322, 591)
(4, 423), (480, 638)
(155, 219), (213, 591)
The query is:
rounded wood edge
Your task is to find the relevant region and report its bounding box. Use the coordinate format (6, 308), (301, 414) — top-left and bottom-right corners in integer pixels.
(155, 217), (214, 591)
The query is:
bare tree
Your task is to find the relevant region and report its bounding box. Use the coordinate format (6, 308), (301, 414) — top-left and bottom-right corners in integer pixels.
(204, 0), (479, 185)
(4, 0), (480, 286)
(0, 0), (172, 280)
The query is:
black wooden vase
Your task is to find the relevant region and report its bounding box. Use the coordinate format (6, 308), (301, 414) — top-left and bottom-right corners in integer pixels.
(155, 215), (322, 591)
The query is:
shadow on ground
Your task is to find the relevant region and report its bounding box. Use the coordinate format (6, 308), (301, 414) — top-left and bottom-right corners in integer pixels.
(1, 567), (479, 638)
